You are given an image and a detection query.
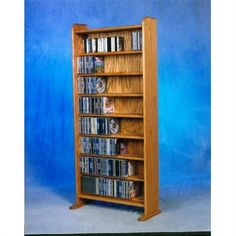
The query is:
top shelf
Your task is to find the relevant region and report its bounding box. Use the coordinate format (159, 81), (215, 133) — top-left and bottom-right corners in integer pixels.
(75, 24), (142, 34)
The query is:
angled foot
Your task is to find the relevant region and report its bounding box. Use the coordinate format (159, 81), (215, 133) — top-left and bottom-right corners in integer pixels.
(69, 199), (90, 210)
(138, 209), (161, 221)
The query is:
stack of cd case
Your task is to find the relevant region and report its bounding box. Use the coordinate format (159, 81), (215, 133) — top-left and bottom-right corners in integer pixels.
(131, 30), (142, 50)
(77, 56), (104, 74)
(79, 117), (120, 135)
(80, 156), (135, 177)
(80, 137), (118, 156)
(84, 36), (124, 53)
(78, 77), (106, 94)
(81, 176), (140, 199)
(79, 97), (114, 114)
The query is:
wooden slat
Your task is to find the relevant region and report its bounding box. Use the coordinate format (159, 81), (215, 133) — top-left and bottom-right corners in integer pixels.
(77, 72), (142, 77)
(142, 17), (160, 218)
(75, 24), (142, 34)
(78, 50), (142, 56)
(80, 133), (144, 140)
(72, 24), (88, 207)
(78, 93), (143, 97)
(79, 153), (144, 161)
(133, 196), (144, 203)
(78, 113), (143, 118)
(79, 193), (144, 207)
(81, 173), (144, 182)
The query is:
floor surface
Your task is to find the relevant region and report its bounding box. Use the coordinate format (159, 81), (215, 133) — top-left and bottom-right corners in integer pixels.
(25, 181), (210, 234)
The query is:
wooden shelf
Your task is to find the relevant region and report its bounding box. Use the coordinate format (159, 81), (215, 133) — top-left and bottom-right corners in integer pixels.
(78, 113), (143, 119)
(78, 72), (142, 77)
(79, 153), (144, 161)
(80, 133), (144, 140)
(78, 93), (143, 97)
(78, 50), (142, 56)
(75, 24), (142, 34)
(133, 196), (144, 203)
(79, 193), (144, 207)
(81, 173), (144, 182)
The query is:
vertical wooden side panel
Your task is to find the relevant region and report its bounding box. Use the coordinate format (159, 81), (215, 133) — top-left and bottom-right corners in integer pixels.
(71, 24), (88, 208)
(140, 17), (160, 220)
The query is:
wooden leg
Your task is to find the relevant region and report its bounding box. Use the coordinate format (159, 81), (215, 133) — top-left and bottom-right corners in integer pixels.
(138, 209), (161, 221)
(69, 199), (90, 210)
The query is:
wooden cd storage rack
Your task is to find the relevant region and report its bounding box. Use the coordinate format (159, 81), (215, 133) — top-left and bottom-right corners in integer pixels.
(70, 17), (160, 221)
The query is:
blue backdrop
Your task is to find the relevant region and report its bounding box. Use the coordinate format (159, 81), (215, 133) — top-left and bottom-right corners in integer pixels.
(25, 0), (210, 188)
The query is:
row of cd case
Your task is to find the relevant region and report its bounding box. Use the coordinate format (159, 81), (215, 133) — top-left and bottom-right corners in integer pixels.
(77, 56), (104, 74)
(81, 176), (140, 199)
(131, 30), (142, 50)
(80, 156), (135, 177)
(78, 77), (106, 94)
(84, 36), (124, 53)
(79, 117), (119, 135)
(79, 97), (114, 114)
(80, 137), (119, 156)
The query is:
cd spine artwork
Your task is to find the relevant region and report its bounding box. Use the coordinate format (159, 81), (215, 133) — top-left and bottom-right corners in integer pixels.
(83, 36), (124, 53)
(81, 175), (140, 199)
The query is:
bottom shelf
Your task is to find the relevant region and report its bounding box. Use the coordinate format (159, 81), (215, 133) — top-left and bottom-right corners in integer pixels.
(79, 193), (144, 207)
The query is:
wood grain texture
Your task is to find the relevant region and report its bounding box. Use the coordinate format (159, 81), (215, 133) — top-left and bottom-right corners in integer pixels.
(120, 118), (143, 136)
(135, 161), (144, 176)
(127, 140), (144, 156)
(79, 193), (144, 207)
(107, 76), (143, 94)
(76, 24), (141, 34)
(104, 55), (142, 73)
(142, 17), (160, 218)
(114, 97), (143, 114)
(72, 24), (88, 207)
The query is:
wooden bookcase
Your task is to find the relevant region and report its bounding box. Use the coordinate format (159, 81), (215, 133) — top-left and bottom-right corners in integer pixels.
(70, 17), (160, 221)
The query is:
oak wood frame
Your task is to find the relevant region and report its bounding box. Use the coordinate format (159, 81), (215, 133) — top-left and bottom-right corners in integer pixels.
(70, 17), (160, 221)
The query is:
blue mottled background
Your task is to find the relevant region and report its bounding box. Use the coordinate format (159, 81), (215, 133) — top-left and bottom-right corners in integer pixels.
(25, 0), (210, 189)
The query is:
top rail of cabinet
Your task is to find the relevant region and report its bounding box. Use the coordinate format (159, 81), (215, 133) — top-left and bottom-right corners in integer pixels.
(75, 25), (142, 34)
